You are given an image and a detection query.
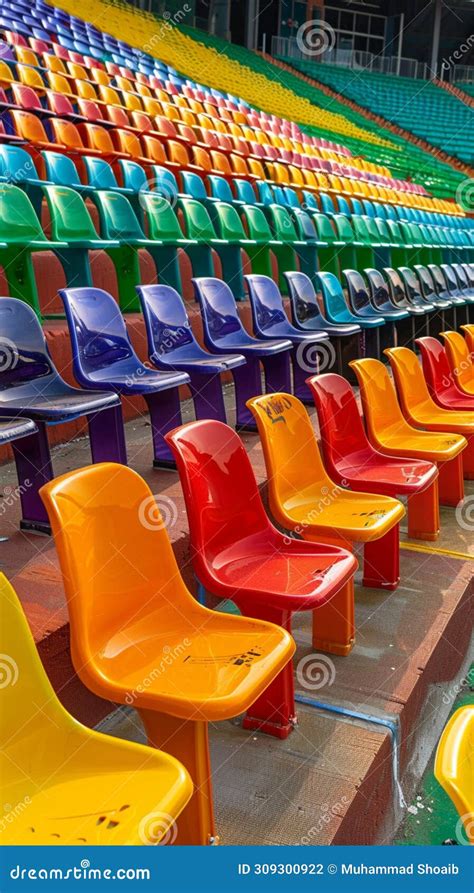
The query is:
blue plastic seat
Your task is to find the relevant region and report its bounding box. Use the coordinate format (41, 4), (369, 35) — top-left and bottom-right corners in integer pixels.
(315, 272), (379, 329)
(208, 175), (241, 205)
(244, 273), (331, 402)
(0, 297), (125, 533)
(59, 286), (190, 468)
(233, 178), (259, 206)
(193, 276), (293, 426)
(180, 171), (212, 204)
(0, 145), (47, 216)
(284, 271), (361, 376)
(136, 283), (246, 425)
(83, 156), (135, 197)
(42, 151), (92, 196)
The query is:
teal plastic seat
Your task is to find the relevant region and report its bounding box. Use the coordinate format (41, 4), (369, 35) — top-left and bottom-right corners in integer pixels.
(0, 144), (46, 217)
(233, 178), (259, 205)
(42, 151), (92, 196)
(208, 175), (241, 205)
(83, 156), (135, 197)
(0, 183), (67, 318)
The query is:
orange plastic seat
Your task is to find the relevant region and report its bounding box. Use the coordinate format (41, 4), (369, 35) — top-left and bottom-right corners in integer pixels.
(248, 393), (405, 591)
(351, 358), (467, 507)
(121, 91), (143, 113)
(0, 61), (14, 89)
(40, 463), (294, 846)
(42, 53), (67, 74)
(66, 61), (88, 81)
(15, 46), (39, 67)
(440, 330), (474, 396)
(79, 122), (126, 159)
(386, 346), (474, 479)
(75, 78), (100, 102)
(49, 118), (94, 156)
(461, 323), (474, 354)
(0, 573), (193, 846)
(142, 96), (162, 116)
(90, 67), (110, 86)
(111, 128), (149, 164)
(45, 71), (75, 98)
(434, 706), (474, 845)
(98, 84), (123, 108)
(9, 110), (56, 149)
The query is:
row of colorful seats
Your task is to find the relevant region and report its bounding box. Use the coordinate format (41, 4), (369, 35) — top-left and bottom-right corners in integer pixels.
(3, 327), (473, 843)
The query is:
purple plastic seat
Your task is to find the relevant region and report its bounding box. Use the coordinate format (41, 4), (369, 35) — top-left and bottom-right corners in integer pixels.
(192, 276), (292, 428)
(0, 298), (125, 533)
(59, 286), (190, 468)
(136, 283), (246, 426)
(244, 273), (329, 402)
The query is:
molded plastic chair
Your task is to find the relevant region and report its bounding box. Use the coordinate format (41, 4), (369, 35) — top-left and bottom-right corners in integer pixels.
(434, 706), (474, 845)
(193, 277), (292, 426)
(244, 274), (329, 402)
(308, 374), (439, 541)
(350, 358), (467, 508)
(385, 346), (474, 479)
(40, 462), (295, 844)
(247, 392), (405, 590)
(0, 573), (193, 845)
(59, 287), (189, 468)
(440, 330), (474, 396)
(415, 336), (474, 412)
(136, 282), (245, 425)
(0, 298), (126, 532)
(316, 271), (384, 360)
(166, 419), (357, 733)
(461, 323), (474, 355)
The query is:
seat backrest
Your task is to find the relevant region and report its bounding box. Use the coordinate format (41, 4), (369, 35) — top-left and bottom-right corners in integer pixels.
(284, 271), (323, 325)
(415, 336), (455, 398)
(350, 358), (405, 440)
(42, 184), (100, 242)
(83, 156), (119, 190)
(292, 208), (317, 241)
(307, 373), (370, 469)
(385, 346), (432, 411)
(213, 201), (246, 241)
(10, 109), (49, 143)
(343, 269), (370, 312)
(208, 175), (233, 203)
(266, 205), (298, 242)
(440, 330), (473, 389)
(179, 197), (217, 241)
(0, 297), (55, 386)
(59, 286), (137, 379)
(192, 276), (243, 342)
(0, 182), (47, 244)
(240, 205), (272, 242)
(118, 159), (148, 193)
(180, 171), (207, 201)
(245, 274), (288, 334)
(0, 144), (40, 184)
(428, 264), (449, 297)
(0, 573), (69, 742)
(440, 264), (460, 294)
(93, 190), (146, 241)
(414, 264), (436, 301)
(316, 272), (348, 318)
(142, 192), (184, 241)
(398, 266), (423, 303)
(136, 284), (195, 359)
(383, 267), (408, 308)
(42, 150), (81, 187)
(166, 419), (271, 562)
(40, 463), (196, 666)
(234, 178), (256, 205)
(247, 392), (331, 514)
(434, 706), (474, 842)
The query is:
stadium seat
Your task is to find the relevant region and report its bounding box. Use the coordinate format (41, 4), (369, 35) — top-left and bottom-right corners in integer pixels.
(416, 336), (474, 412)
(166, 417), (357, 730)
(245, 273), (330, 402)
(248, 391), (405, 589)
(308, 373), (440, 541)
(315, 271), (384, 360)
(0, 297), (126, 532)
(440, 330), (474, 396)
(40, 461), (295, 843)
(461, 323), (474, 355)
(137, 282), (246, 424)
(0, 573), (193, 845)
(385, 346), (474, 478)
(59, 286), (189, 467)
(434, 706), (474, 845)
(351, 358), (467, 507)
(344, 268), (408, 349)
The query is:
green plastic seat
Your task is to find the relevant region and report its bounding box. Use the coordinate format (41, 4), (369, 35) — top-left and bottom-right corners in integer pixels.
(179, 197), (246, 297)
(0, 183), (67, 318)
(240, 204), (282, 279)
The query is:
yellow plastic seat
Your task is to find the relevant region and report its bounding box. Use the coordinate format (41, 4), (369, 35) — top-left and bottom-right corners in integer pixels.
(350, 358), (467, 507)
(461, 323), (474, 355)
(385, 346), (474, 479)
(440, 330), (474, 395)
(40, 462), (294, 845)
(434, 706), (474, 844)
(0, 573), (193, 846)
(248, 393), (405, 591)
(17, 64), (45, 92)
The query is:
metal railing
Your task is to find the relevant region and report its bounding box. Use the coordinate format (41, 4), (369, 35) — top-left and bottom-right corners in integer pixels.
(271, 36), (429, 80)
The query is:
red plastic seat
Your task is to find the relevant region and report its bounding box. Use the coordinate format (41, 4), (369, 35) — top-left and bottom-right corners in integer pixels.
(308, 373), (440, 541)
(166, 419), (358, 740)
(416, 337), (474, 411)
